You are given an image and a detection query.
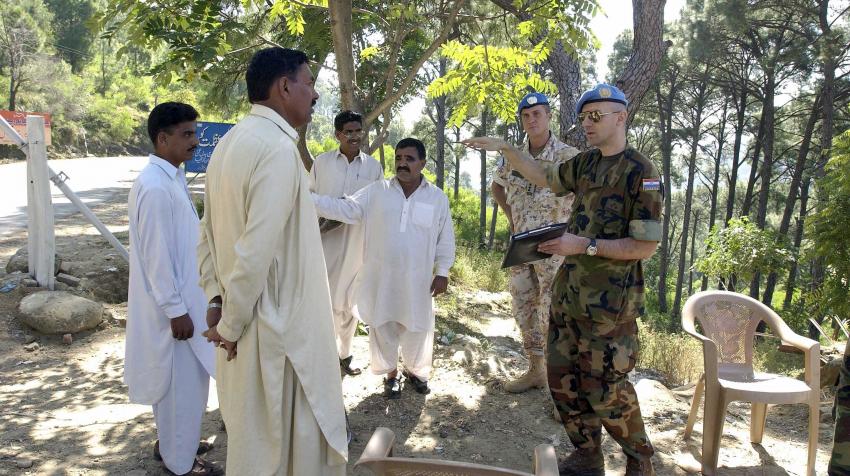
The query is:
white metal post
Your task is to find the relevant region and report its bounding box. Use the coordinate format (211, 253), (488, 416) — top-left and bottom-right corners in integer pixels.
(25, 115), (56, 289)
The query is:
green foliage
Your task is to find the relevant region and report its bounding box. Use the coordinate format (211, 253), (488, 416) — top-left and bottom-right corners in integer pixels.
(807, 130), (850, 320)
(449, 246), (507, 293)
(695, 217), (793, 288)
(44, 0), (96, 73)
(637, 319), (703, 386)
(449, 186), (510, 248)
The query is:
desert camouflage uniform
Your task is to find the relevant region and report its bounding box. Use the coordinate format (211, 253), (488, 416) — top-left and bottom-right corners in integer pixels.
(493, 132), (579, 356)
(544, 146), (662, 460)
(830, 339), (850, 475)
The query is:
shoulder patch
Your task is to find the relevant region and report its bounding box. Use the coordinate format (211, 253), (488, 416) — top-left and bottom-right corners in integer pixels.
(642, 178), (661, 191)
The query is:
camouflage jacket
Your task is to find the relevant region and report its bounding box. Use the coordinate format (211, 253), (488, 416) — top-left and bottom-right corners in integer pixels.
(493, 132), (579, 233)
(545, 146), (663, 324)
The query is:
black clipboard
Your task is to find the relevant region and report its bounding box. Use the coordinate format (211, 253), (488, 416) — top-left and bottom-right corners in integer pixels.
(501, 223), (568, 268)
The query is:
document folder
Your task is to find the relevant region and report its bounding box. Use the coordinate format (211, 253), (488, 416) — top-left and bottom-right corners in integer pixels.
(501, 223), (568, 268)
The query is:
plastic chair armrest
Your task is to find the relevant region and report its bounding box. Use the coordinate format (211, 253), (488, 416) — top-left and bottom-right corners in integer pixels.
(683, 325), (719, 381)
(533, 444), (559, 476)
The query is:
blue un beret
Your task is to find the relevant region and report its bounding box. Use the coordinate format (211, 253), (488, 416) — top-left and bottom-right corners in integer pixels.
(575, 83), (628, 115)
(517, 92), (550, 114)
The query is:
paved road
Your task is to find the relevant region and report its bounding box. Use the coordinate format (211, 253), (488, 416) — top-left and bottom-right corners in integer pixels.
(0, 156), (148, 238)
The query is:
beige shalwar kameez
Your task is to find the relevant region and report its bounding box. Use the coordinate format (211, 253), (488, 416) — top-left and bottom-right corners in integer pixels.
(197, 104), (347, 475)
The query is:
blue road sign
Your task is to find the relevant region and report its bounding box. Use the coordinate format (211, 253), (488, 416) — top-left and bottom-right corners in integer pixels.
(185, 121), (234, 173)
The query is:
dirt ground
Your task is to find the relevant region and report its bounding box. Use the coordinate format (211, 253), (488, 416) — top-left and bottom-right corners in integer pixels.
(0, 162), (840, 475)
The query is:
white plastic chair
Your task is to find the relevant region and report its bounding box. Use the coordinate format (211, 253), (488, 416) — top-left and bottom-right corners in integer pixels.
(354, 427), (558, 475)
(681, 291), (820, 475)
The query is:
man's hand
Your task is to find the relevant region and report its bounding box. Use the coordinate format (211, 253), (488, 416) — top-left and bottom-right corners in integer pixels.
(431, 275), (449, 297)
(202, 326), (238, 361)
(206, 296), (222, 328)
(170, 314), (194, 340)
(538, 233), (590, 257)
(461, 137), (510, 152)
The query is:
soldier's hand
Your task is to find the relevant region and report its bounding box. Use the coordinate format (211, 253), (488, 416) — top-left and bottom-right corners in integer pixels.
(170, 314), (194, 340)
(539, 232), (590, 256)
(461, 137), (510, 152)
(431, 275), (449, 297)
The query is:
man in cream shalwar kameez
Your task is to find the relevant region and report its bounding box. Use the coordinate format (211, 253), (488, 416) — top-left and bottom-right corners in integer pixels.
(310, 110), (383, 375)
(198, 48), (347, 475)
(313, 138), (456, 397)
(126, 102), (217, 475)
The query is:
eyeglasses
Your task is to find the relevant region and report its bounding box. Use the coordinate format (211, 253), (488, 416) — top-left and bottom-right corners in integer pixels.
(577, 110), (619, 123)
(341, 130), (364, 138)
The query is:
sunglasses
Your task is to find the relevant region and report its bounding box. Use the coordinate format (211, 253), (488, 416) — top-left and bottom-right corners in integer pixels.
(577, 110), (619, 123)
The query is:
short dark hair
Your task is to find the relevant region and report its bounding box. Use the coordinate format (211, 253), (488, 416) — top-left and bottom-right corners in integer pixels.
(334, 110), (363, 131)
(246, 47), (309, 103)
(396, 137), (426, 161)
(147, 102), (199, 145)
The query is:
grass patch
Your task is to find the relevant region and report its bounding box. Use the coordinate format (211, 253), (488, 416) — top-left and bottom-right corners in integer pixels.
(450, 246), (508, 292)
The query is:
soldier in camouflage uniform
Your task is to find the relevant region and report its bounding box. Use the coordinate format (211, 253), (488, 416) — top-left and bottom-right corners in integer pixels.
(492, 92), (579, 393)
(464, 83), (661, 476)
(830, 339), (850, 475)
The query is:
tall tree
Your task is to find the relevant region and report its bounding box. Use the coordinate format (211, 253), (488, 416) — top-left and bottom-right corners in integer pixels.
(0, 0), (51, 110)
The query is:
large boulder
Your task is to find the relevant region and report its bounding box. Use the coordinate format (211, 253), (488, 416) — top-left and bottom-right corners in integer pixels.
(18, 291), (103, 334)
(5, 247), (61, 275)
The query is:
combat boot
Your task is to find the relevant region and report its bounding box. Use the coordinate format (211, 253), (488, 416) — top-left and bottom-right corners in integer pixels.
(557, 447), (604, 476)
(504, 354), (546, 393)
(624, 455), (655, 476)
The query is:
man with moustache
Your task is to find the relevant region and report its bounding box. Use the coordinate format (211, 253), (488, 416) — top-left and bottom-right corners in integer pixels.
(126, 102), (219, 475)
(492, 92), (578, 394)
(310, 110), (383, 377)
(312, 138), (455, 399)
(198, 47), (348, 475)
(464, 83), (661, 476)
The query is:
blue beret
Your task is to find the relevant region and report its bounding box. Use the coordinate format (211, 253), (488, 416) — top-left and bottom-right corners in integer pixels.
(575, 83), (628, 114)
(517, 92), (549, 114)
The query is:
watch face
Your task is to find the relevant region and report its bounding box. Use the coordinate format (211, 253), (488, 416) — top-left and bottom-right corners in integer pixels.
(586, 246), (597, 256)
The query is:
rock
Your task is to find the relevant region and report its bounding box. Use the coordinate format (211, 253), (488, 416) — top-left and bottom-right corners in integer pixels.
(18, 291), (104, 334)
(635, 378), (684, 410)
(5, 247), (60, 275)
(15, 458), (33, 469)
(55, 282), (74, 292)
(62, 333), (73, 345)
(125, 470), (147, 476)
(79, 261), (129, 303)
(56, 273), (81, 287)
(451, 349), (473, 366)
(23, 334), (37, 344)
(22, 278), (39, 288)
(24, 342), (39, 352)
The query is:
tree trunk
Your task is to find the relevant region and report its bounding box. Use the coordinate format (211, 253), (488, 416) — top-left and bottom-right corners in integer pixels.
(328, 0), (359, 112)
(434, 57), (448, 189)
(488, 202), (498, 249)
(614, 0), (670, 123)
(762, 90), (821, 306)
(725, 86), (748, 224)
(741, 110), (765, 218)
(453, 126), (461, 200)
(479, 109), (489, 248)
(784, 176), (811, 310)
(296, 124), (313, 171)
(688, 210), (700, 296)
(671, 75), (709, 327)
(754, 67), (777, 228)
(655, 79), (676, 314)
(703, 99), (728, 291)
(546, 42), (584, 148)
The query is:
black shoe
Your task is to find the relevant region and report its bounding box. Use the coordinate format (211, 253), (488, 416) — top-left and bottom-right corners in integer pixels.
(383, 376), (401, 399)
(154, 440), (214, 461)
(402, 370), (430, 394)
(340, 356), (362, 376)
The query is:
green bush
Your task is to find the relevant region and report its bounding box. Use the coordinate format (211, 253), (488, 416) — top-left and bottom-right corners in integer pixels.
(450, 246), (507, 292)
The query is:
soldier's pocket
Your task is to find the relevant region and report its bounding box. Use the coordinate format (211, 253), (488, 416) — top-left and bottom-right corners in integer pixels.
(599, 322), (638, 383)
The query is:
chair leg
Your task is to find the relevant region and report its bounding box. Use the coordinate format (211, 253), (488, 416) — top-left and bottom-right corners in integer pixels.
(701, 388), (727, 476)
(684, 375), (705, 440)
(750, 402), (768, 444)
(806, 398), (819, 476)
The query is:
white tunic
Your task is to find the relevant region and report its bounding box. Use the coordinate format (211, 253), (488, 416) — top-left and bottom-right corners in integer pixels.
(309, 149), (382, 311)
(197, 104), (347, 473)
(125, 155), (215, 405)
(312, 177), (456, 332)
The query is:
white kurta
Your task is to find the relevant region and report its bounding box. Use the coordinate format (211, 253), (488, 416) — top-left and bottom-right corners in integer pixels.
(197, 104), (347, 474)
(312, 177), (456, 333)
(125, 155), (215, 405)
(310, 149), (382, 358)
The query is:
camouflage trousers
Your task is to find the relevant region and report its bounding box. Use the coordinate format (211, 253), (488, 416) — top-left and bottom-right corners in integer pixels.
(509, 255), (563, 356)
(830, 339), (850, 475)
(547, 314), (654, 460)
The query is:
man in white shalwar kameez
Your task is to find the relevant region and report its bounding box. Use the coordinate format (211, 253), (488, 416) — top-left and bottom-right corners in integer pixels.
(198, 47), (348, 475)
(313, 137), (456, 398)
(310, 110), (383, 376)
(126, 102), (218, 475)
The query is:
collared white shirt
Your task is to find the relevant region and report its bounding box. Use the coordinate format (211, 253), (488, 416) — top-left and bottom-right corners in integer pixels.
(312, 176), (456, 332)
(310, 148), (383, 197)
(125, 154), (214, 404)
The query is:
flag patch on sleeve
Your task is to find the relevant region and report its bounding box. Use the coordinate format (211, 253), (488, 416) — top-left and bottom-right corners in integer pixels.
(642, 178), (661, 191)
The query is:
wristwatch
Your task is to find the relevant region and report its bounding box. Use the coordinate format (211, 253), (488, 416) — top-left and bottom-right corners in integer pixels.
(208, 302), (223, 310)
(585, 238), (598, 256)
